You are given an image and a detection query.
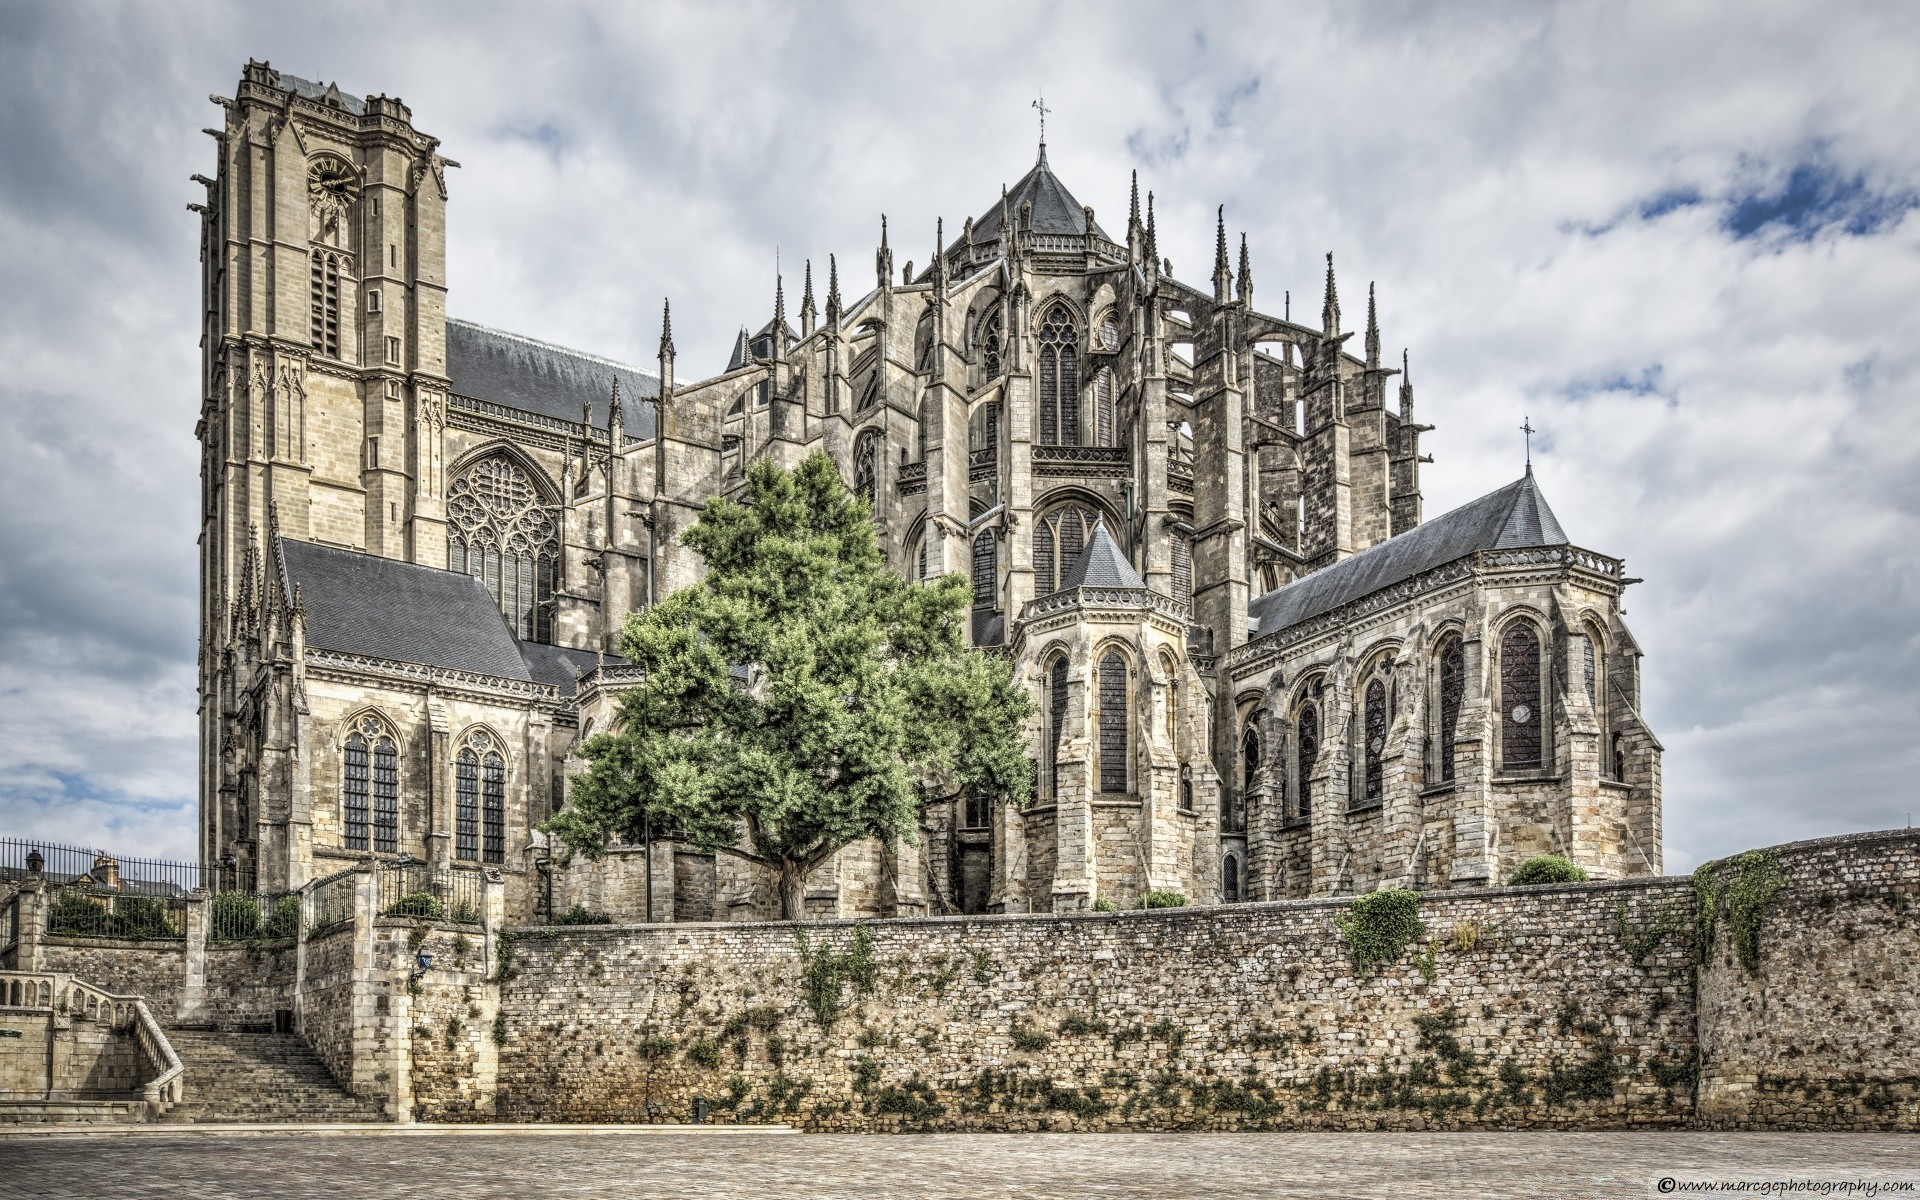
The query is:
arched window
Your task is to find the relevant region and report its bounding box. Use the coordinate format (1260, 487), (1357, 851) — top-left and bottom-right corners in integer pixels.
(1581, 633), (1598, 705)
(1161, 653), (1180, 742)
(914, 537), (928, 581)
(455, 731), (507, 864)
(309, 250), (343, 359)
(981, 309), (1002, 380)
(853, 431), (878, 504)
(1241, 714), (1264, 790)
(1097, 309), (1120, 352)
(971, 531), (997, 609)
(1180, 764), (1194, 812)
(1047, 655), (1069, 799)
(1096, 651), (1129, 793)
(1363, 679), (1387, 804)
(1223, 854), (1240, 903)
(1437, 636), (1465, 783)
(1037, 306), (1080, 445)
(1296, 703), (1319, 819)
(1171, 532), (1193, 610)
(448, 454), (558, 643)
(1094, 367), (1115, 448)
(342, 716), (397, 854)
(1500, 622), (1544, 770)
(1032, 503), (1101, 596)
(917, 396), (929, 461)
(1611, 731), (1627, 782)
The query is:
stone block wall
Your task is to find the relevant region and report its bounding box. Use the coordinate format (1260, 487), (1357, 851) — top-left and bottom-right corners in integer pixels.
(0, 1009), (142, 1099)
(33, 942), (188, 1023)
(485, 876), (1701, 1131)
(200, 944), (296, 1027)
(298, 924), (360, 1093)
(1697, 830), (1920, 1129)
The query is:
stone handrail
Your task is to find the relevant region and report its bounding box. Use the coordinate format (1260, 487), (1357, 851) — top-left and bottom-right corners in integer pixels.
(0, 969), (182, 1113)
(130, 997), (183, 1110)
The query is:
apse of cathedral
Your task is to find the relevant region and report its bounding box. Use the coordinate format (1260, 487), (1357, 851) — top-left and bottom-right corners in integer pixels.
(194, 62), (1661, 924)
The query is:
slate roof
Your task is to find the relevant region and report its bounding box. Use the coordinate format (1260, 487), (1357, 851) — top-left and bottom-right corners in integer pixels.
(1246, 470), (1570, 639)
(279, 539), (621, 693)
(280, 73), (366, 116)
(446, 319), (658, 440)
(967, 146), (1113, 243)
(1061, 521), (1146, 590)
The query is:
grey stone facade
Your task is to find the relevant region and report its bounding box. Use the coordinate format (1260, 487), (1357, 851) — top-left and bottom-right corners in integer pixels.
(195, 61), (1659, 926)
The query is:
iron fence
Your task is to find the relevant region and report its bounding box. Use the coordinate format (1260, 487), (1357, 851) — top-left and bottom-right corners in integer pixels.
(306, 868), (357, 939)
(44, 886), (186, 942)
(207, 890), (301, 945)
(1, 892), (17, 959)
(0, 837), (229, 896)
(378, 862), (484, 925)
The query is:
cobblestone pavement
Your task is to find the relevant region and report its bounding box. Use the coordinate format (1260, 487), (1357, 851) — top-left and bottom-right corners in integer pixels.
(3, 1130), (1919, 1199)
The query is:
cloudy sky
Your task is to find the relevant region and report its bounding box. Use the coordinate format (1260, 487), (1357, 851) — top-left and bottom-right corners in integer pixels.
(2, 1), (1917, 870)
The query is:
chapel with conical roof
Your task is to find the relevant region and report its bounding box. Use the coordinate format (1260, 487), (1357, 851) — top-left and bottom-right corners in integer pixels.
(194, 63), (1661, 922)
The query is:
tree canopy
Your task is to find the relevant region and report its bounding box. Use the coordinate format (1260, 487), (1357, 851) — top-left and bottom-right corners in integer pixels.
(546, 451), (1034, 918)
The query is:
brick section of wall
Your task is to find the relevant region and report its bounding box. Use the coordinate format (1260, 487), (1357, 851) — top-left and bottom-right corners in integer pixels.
(1698, 829), (1920, 1129)
(488, 878), (1700, 1131)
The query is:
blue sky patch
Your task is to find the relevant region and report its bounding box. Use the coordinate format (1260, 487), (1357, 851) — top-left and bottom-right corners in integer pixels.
(1723, 160), (1918, 241)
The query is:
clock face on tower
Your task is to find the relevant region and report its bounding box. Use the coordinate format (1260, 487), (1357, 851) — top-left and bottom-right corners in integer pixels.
(308, 156), (361, 212)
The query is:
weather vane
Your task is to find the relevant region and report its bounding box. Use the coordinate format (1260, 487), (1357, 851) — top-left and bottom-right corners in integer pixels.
(1521, 415), (1535, 468)
(1032, 92), (1051, 145)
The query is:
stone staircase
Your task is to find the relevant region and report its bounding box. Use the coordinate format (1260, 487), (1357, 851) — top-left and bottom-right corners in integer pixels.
(158, 1030), (387, 1124)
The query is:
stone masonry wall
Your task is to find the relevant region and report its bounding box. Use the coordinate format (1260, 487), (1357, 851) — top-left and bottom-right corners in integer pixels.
(489, 877), (1701, 1131)
(1697, 829), (1920, 1129)
(33, 941), (188, 1023)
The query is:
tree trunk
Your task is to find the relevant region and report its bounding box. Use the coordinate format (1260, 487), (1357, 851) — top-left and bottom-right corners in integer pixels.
(779, 860), (806, 921)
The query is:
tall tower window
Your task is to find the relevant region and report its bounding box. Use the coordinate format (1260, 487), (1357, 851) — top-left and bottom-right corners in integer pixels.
(980, 309), (1002, 380)
(1500, 622), (1544, 770)
(853, 430), (878, 504)
(1241, 716), (1263, 790)
(971, 531), (997, 609)
(309, 251), (342, 358)
(448, 455), (559, 643)
(1095, 367), (1115, 448)
(1363, 679), (1388, 804)
(1437, 637), (1465, 783)
(1037, 306), (1080, 445)
(1296, 703), (1319, 819)
(1096, 650), (1129, 794)
(1171, 531), (1194, 609)
(1031, 503), (1101, 597)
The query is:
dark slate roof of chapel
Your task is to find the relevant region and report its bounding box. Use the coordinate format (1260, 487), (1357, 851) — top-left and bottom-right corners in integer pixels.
(280, 73), (366, 117)
(967, 145), (1113, 243)
(1061, 521), (1146, 590)
(1247, 470), (1570, 639)
(446, 319), (658, 440)
(279, 539), (624, 690)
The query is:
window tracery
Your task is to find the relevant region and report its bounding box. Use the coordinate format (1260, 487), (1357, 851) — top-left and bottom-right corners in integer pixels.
(1500, 623), (1544, 770)
(1037, 307), (1080, 445)
(1241, 714), (1264, 791)
(342, 715), (397, 853)
(981, 309), (1002, 380)
(448, 454), (558, 643)
(1095, 367), (1115, 448)
(1296, 703), (1319, 819)
(1031, 503), (1101, 596)
(1363, 679), (1387, 804)
(455, 731), (506, 864)
(971, 531), (997, 609)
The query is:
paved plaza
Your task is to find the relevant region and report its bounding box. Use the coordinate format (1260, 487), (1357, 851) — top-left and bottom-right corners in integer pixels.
(2, 1129), (1919, 1199)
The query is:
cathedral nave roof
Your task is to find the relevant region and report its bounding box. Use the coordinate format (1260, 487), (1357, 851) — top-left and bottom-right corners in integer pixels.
(447, 319), (658, 440)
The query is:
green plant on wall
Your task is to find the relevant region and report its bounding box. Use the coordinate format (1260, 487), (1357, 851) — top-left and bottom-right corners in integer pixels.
(1334, 888), (1426, 979)
(797, 925), (877, 1029)
(1692, 850), (1784, 971)
(1614, 900), (1683, 967)
(1508, 855), (1589, 886)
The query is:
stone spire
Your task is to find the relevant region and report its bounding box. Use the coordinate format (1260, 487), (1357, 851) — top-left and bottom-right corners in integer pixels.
(1322, 252), (1341, 336)
(1237, 233), (1252, 306)
(658, 298), (675, 399)
(826, 255), (842, 326)
(608, 376), (623, 451)
(772, 262), (787, 362)
(799, 259), (816, 338)
(1145, 191), (1159, 285)
(1365, 282), (1381, 370)
(1212, 206), (1231, 302)
(876, 214), (892, 291)
(1399, 348), (1414, 419)
(932, 217), (947, 287)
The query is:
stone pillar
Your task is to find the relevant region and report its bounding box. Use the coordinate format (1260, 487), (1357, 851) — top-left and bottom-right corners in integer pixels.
(14, 880), (45, 971)
(647, 839), (676, 924)
(180, 889), (209, 1022)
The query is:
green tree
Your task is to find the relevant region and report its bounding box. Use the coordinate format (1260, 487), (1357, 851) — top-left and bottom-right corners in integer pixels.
(546, 452), (1033, 919)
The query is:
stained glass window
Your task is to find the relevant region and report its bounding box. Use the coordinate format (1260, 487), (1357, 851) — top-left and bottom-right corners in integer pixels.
(455, 749), (479, 862)
(1363, 679), (1387, 804)
(372, 734), (398, 853)
(1095, 367), (1114, 448)
(448, 455), (558, 643)
(343, 733), (370, 850)
(1582, 634), (1597, 705)
(1037, 307), (1079, 445)
(1171, 532), (1193, 609)
(972, 531), (996, 608)
(1296, 704), (1318, 819)
(482, 751), (506, 864)
(1048, 655), (1068, 798)
(1438, 637), (1465, 783)
(853, 431), (878, 504)
(1032, 504), (1100, 596)
(1097, 651), (1128, 793)
(1241, 715), (1263, 790)
(982, 309), (1002, 380)
(1501, 623), (1543, 769)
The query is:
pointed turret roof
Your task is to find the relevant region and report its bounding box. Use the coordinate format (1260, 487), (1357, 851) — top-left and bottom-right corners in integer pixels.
(967, 146), (1112, 242)
(1247, 473), (1571, 638)
(1060, 520), (1145, 590)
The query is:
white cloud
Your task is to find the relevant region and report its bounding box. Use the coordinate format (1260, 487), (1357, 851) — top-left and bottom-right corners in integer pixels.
(2, 0), (1916, 869)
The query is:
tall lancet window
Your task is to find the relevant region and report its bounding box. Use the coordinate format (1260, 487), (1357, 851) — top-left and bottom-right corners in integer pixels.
(981, 309), (1003, 380)
(1500, 622), (1544, 770)
(456, 731), (507, 865)
(1047, 654), (1069, 799)
(1296, 703), (1319, 819)
(342, 715), (397, 853)
(1437, 637), (1465, 783)
(853, 430), (878, 505)
(1095, 367), (1115, 448)
(1032, 504), (1101, 597)
(1363, 679), (1388, 804)
(1171, 531), (1194, 610)
(971, 531), (997, 609)
(448, 454), (558, 643)
(1097, 651), (1129, 793)
(1037, 306), (1080, 445)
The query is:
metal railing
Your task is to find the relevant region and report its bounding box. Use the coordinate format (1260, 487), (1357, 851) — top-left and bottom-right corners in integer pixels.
(378, 862), (484, 925)
(306, 868), (357, 939)
(0, 837), (219, 897)
(207, 890), (301, 945)
(44, 886), (185, 942)
(1, 890), (17, 960)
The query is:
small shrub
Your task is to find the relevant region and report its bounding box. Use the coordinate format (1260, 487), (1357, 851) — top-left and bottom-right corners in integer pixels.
(262, 894), (301, 940)
(208, 892), (262, 944)
(383, 891), (444, 920)
(1450, 920), (1481, 953)
(1091, 898), (1116, 913)
(1141, 890), (1187, 909)
(1335, 888), (1426, 979)
(1508, 855), (1589, 886)
(686, 1038), (722, 1069)
(551, 904), (613, 926)
(1010, 1023), (1052, 1052)
(637, 1035), (674, 1060)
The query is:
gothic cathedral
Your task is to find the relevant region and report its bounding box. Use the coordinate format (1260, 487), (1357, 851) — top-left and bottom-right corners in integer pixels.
(195, 62), (1662, 923)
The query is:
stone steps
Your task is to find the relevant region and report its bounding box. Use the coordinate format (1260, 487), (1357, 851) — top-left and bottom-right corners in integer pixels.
(159, 1031), (387, 1124)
